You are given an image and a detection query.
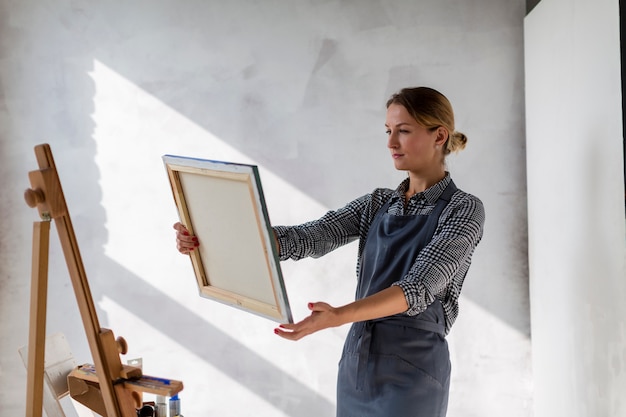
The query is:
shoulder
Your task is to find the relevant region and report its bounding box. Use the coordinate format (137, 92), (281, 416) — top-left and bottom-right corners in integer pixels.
(370, 187), (395, 201)
(345, 187), (394, 206)
(368, 187), (396, 211)
(341, 187), (394, 222)
(447, 187), (485, 224)
(450, 188), (483, 209)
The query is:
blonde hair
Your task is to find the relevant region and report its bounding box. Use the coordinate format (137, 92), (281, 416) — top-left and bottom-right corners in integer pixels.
(386, 87), (467, 155)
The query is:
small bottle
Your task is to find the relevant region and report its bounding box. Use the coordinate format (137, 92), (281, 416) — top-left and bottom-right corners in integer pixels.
(169, 394), (181, 417)
(156, 395), (167, 417)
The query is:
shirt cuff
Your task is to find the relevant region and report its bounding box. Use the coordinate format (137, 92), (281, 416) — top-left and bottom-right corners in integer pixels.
(272, 226), (292, 261)
(391, 280), (431, 316)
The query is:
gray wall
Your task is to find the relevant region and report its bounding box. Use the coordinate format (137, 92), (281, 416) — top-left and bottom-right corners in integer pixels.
(0, 1), (531, 415)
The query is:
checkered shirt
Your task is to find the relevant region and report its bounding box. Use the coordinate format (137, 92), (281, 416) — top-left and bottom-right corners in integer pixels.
(273, 173), (485, 334)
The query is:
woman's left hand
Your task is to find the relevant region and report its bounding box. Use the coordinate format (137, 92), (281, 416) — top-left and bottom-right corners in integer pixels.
(274, 302), (344, 341)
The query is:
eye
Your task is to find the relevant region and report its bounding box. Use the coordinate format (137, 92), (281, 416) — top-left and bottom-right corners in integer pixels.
(399, 129), (410, 134)
(385, 130), (391, 135)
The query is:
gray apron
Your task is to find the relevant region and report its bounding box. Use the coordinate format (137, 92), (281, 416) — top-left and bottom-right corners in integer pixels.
(336, 181), (457, 417)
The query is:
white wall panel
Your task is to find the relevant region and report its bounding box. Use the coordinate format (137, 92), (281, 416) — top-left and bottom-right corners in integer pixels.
(525, 0), (626, 415)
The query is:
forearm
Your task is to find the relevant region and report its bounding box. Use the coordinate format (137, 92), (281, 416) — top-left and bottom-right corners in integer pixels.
(273, 223), (358, 260)
(272, 195), (369, 261)
(336, 286), (408, 325)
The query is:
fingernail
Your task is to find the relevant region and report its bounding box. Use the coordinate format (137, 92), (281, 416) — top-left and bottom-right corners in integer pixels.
(279, 324), (286, 328)
(274, 328), (280, 334)
(192, 237), (198, 242)
(308, 302), (314, 309)
(183, 231), (189, 236)
(194, 242), (200, 247)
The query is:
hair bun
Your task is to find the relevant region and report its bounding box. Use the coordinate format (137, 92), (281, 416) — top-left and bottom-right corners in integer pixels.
(446, 131), (468, 154)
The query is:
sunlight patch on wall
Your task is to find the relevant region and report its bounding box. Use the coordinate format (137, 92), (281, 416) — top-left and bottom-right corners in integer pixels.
(88, 59), (329, 283)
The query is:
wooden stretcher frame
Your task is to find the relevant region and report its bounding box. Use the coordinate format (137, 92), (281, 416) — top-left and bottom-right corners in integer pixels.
(163, 155), (293, 324)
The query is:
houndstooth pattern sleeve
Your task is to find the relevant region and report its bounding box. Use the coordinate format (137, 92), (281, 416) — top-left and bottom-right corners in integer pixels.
(273, 188), (394, 261)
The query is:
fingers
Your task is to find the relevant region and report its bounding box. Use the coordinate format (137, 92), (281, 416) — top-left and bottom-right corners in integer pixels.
(173, 222), (187, 233)
(274, 301), (338, 341)
(308, 302), (331, 312)
(274, 317), (311, 341)
(274, 324), (309, 341)
(173, 222), (199, 254)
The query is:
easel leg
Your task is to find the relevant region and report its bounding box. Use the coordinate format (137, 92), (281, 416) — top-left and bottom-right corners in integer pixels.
(25, 221), (50, 417)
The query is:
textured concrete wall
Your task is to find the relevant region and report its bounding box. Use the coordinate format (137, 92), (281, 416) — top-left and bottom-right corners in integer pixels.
(525, 0), (626, 416)
(0, 1), (530, 415)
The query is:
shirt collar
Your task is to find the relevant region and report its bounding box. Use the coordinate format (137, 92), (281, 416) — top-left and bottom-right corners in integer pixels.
(392, 172), (452, 204)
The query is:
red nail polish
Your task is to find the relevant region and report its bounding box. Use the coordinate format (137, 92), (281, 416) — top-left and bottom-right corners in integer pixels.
(308, 302), (314, 309)
(274, 328), (280, 334)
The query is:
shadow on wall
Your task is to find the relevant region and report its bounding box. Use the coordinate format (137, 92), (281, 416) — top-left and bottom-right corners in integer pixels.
(92, 257), (336, 416)
(527, 0), (542, 14)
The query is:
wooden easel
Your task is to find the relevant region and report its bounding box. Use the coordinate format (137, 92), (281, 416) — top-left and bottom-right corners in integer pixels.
(24, 144), (182, 417)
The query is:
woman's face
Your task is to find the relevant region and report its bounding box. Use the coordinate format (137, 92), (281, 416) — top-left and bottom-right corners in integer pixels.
(385, 103), (445, 174)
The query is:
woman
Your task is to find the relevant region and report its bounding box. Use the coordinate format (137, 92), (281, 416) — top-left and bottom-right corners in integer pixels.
(174, 87), (485, 416)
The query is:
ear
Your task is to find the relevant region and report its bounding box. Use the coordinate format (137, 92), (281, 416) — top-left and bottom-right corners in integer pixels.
(434, 126), (448, 147)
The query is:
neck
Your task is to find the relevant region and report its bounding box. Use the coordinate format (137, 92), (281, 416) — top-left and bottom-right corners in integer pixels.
(406, 169), (446, 195)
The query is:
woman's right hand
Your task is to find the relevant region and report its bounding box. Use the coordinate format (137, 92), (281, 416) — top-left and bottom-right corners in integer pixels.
(173, 222), (199, 254)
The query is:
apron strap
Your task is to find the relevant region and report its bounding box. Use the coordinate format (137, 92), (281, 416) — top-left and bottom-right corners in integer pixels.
(419, 180), (458, 246)
(374, 315), (446, 335)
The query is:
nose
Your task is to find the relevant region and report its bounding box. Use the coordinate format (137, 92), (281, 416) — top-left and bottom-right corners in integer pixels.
(387, 131), (398, 149)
